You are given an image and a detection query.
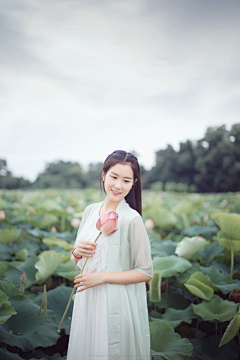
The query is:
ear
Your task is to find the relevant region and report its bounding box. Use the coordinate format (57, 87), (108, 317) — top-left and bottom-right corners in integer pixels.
(102, 171), (105, 182)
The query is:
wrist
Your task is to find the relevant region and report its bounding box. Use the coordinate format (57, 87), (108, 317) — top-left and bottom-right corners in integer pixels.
(72, 247), (82, 260)
(101, 272), (108, 284)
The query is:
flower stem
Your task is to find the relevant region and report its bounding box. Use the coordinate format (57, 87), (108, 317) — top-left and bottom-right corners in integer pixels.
(34, 304), (43, 333)
(230, 239), (234, 283)
(57, 231), (102, 333)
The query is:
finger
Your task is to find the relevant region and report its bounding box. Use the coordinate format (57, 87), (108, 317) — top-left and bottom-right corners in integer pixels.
(87, 241), (97, 248)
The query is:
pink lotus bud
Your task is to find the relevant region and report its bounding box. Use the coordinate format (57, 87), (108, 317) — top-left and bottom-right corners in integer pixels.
(145, 218), (154, 229)
(20, 271), (27, 284)
(56, 196), (62, 202)
(96, 212), (118, 235)
(0, 210), (5, 220)
(70, 218), (81, 228)
(203, 214), (209, 222)
(225, 209), (230, 213)
(51, 226), (57, 234)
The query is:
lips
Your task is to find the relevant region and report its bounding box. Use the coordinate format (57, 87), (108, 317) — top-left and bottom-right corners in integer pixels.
(112, 190), (120, 195)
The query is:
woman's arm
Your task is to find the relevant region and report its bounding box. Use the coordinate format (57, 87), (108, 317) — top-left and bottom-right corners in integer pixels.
(102, 269), (152, 284)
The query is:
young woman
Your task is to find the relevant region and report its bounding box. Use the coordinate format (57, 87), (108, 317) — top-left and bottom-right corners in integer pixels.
(67, 150), (153, 360)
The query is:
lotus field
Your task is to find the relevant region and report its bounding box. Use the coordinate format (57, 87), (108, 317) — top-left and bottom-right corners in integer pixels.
(0, 188), (240, 360)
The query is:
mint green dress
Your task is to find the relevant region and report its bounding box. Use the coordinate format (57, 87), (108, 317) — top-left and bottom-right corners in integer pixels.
(71, 196), (153, 360)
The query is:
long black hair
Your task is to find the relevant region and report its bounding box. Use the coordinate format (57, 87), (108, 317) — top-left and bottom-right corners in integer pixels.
(99, 150), (142, 216)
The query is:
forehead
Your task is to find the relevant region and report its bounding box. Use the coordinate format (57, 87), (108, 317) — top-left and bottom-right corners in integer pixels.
(109, 163), (134, 178)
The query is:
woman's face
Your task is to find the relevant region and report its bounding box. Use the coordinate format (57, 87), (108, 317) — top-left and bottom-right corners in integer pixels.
(102, 163), (136, 201)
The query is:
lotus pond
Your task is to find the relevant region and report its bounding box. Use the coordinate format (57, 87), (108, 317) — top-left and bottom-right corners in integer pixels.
(0, 188), (240, 360)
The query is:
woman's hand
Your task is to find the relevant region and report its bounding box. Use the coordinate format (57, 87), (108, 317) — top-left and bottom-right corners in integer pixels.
(73, 240), (97, 258)
(74, 272), (105, 292)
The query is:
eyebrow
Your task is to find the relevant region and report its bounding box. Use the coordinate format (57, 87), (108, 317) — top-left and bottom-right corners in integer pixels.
(110, 172), (133, 180)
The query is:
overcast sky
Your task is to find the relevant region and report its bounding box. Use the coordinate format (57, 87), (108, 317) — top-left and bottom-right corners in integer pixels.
(1, 0), (240, 182)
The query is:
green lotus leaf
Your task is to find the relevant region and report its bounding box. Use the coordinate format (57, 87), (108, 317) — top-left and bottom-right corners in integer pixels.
(0, 295), (59, 351)
(0, 261), (10, 279)
(15, 248), (28, 261)
(149, 272), (162, 302)
(218, 238), (240, 253)
(0, 347), (24, 359)
(0, 347), (65, 360)
(151, 304), (197, 328)
(192, 294), (238, 322)
(171, 200), (194, 216)
(194, 242), (225, 264)
(34, 285), (74, 335)
(200, 265), (240, 293)
(0, 280), (20, 297)
(191, 336), (239, 360)
(183, 225), (219, 240)
(35, 200), (64, 213)
(175, 236), (210, 259)
(4, 256), (39, 288)
(155, 292), (190, 310)
(12, 239), (39, 256)
(55, 260), (79, 281)
(153, 255), (192, 278)
(21, 191), (42, 205)
(150, 321), (193, 359)
(49, 245), (71, 255)
(151, 239), (177, 258)
(212, 212), (240, 240)
(219, 309), (240, 347)
(35, 250), (69, 284)
(179, 263), (202, 283)
(184, 272), (214, 301)
(145, 208), (178, 229)
(0, 290), (17, 324)
(42, 237), (72, 251)
(0, 243), (12, 260)
(0, 229), (19, 245)
(37, 214), (59, 230)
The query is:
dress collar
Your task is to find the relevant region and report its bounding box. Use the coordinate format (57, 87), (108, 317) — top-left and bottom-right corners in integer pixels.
(98, 196), (128, 217)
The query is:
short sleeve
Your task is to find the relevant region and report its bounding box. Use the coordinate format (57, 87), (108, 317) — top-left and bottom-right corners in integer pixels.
(128, 215), (153, 279)
(70, 204), (93, 271)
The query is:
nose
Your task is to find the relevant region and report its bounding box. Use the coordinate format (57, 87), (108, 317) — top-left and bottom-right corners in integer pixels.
(115, 179), (122, 190)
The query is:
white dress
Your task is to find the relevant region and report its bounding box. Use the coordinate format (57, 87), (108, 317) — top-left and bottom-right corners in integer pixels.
(66, 214), (108, 360)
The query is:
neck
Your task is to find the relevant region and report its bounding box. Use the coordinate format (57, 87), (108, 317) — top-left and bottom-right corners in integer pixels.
(104, 196), (122, 211)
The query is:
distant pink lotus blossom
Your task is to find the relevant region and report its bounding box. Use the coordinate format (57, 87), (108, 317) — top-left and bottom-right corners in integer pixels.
(145, 218), (154, 229)
(203, 214), (209, 222)
(51, 226), (57, 234)
(56, 196), (62, 202)
(70, 218), (81, 228)
(66, 206), (75, 213)
(0, 210), (5, 220)
(225, 209), (230, 213)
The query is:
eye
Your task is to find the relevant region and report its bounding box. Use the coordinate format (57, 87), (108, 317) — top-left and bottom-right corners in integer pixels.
(111, 176), (130, 183)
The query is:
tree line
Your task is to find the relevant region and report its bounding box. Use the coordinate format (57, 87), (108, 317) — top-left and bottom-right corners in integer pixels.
(1, 123), (240, 193)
